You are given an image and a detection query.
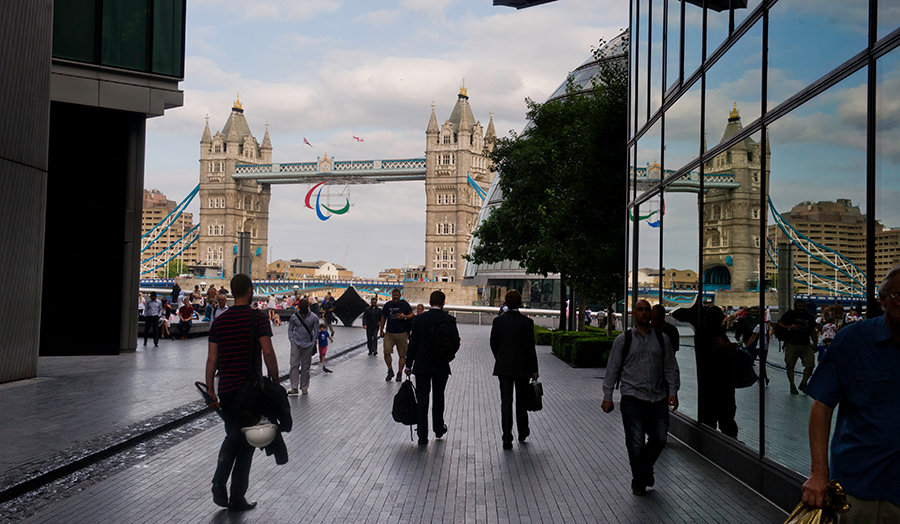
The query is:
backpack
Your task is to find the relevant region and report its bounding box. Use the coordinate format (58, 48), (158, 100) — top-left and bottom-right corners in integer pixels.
(615, 329), (667, 390)
(428, 314), (457, 365)
(391, 378), (418, 425)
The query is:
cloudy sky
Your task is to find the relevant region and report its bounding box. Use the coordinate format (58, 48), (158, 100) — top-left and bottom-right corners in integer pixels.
(145, 0), (628, 278)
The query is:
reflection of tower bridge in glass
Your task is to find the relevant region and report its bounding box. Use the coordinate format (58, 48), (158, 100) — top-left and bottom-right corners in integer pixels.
(141, 87), (495, 287)
(636, 105), (866, 299)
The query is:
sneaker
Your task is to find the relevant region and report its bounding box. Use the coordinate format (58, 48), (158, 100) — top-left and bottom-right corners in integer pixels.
(386, 370), (394, 381)
(323, 367), (333, 373)
(288, 389), (299, 395)
(301, 389), (308, 395)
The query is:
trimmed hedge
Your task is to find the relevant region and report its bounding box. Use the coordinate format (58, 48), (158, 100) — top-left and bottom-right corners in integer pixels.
(534, 325), (554, 346)
(550, 330), (622, 368)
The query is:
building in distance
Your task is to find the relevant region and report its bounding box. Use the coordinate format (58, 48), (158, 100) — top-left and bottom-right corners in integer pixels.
(142, 189), (197, 272)
(267, 259), (352, 280)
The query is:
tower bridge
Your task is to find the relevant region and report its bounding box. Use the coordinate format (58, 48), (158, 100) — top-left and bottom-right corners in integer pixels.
(233, 158), (426, 184)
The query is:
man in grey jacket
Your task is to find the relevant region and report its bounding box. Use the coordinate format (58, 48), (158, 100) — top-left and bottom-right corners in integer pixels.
(288, 298), (319, 395)
(602, 299), (680, 496)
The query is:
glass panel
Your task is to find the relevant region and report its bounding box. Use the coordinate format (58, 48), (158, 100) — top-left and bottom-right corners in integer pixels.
(53, 0), (98, 63)
(637, 120), (663, 200)
(101, 0), (150, 71)
(650, 0), (665, 117)
(662, 191), (700, 420)
(765, 68), (868, 474)
(631, 0), (640, 140)
(733, 0), (761, 31)
(767, 1), (867, 108)
(665, 0), (682, 90)
(664, 81), (701, 173)
(879, 2), (900, 41)
(637, 0), (650, 130)
(683, 1), (703, 78)
(152, 0), (184, 77)
(875, 49), (900, 290)
(704, 19), (762, 151)
(706, 4), (730, 58)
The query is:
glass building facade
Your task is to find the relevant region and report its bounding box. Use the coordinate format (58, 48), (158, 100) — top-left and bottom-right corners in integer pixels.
(627, 0), (900, 509)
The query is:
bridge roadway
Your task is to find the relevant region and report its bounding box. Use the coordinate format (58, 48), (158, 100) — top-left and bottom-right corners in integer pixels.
(1, 323), (786, 523)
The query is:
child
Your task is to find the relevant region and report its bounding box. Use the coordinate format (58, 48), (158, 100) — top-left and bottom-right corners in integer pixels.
(818, 319), (837, 363)
(318, 323), (334, 373)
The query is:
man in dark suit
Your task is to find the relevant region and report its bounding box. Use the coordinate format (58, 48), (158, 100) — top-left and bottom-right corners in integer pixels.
(405, 290), (460, 445)
(490, 290), (539, 450)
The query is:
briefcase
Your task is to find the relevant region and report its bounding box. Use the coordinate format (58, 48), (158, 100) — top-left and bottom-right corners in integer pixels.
(525, 380), (543, 412)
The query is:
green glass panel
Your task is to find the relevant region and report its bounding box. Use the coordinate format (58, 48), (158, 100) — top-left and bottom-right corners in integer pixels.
(53, 0), (98, 63)
(101, 0), (149, 71)
(152, 0), (184, 77)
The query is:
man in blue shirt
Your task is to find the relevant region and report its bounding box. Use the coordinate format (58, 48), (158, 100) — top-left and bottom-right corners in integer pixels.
(803, 264), (900, 522)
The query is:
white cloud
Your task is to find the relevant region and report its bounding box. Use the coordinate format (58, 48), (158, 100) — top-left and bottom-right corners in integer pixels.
(190, 0), (340, 22)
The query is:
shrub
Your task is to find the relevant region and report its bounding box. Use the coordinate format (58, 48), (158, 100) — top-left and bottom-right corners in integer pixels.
(534, 325), (554, 346)
(550, 330), (622, 367)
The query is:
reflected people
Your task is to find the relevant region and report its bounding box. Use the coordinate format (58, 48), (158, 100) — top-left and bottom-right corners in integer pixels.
(697, 306), (738, 439)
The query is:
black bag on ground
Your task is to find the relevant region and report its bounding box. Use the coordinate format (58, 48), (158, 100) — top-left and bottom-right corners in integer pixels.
(525, 380), (543, 412)
(392, 378), (418, 425)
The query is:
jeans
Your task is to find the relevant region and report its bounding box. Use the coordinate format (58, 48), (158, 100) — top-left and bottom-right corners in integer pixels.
(212, 391), (259, 501)
(415, 374), (448, 440)
(179, 319), (192, 337)
(498, 376), (530, 443)
(619, 395), (669, 484)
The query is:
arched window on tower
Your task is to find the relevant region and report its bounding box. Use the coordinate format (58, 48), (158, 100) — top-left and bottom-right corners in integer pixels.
(215, 144), (221, 153)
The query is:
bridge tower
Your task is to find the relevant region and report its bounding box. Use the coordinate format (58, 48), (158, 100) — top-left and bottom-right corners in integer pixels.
(701, 104), (770, 292)
(424, 82), (495, 283)
(197, 96), (271, 279)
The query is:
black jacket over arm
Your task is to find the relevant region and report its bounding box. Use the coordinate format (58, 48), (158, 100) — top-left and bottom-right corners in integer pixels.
(490, 311), (538, 377)
(406, 308), (461, 376)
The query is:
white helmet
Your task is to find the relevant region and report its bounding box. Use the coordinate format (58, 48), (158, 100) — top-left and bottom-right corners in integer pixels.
(241, 424), (278, 448)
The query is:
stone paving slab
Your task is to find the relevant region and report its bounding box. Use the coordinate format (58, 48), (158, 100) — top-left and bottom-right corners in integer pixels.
(0, 321), (365, 475)
(20, 324), (786, 523)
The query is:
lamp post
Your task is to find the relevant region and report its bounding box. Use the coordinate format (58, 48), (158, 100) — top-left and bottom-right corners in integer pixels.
(293, 285), (299, 297)
(200, 282), (207, 292)
(373, 287), (380, 301)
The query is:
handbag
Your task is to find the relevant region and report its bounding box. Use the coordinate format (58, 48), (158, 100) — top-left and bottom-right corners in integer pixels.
(525, 379), (543, 412)
(732, 346), (759, 389)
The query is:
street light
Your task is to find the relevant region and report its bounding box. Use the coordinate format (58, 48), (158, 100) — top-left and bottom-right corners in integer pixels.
(373, 287), (380, 301)
(200, 281), (207, 292)
(293, 285), (300, 296)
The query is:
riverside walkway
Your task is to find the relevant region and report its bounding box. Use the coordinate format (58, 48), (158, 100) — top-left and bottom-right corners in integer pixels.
(1, 323), (787, 523)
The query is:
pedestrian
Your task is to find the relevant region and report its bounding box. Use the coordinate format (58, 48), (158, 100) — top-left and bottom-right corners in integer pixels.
(287, 298), (318, 395)
(171, 280), (181, 306)
(379, 288), (414, 382)
(211, 294), (229, 325)
(650, 305), (680, 351)
(159, 298), (175, 340)
(143, 291), (162, 347)
(317, 323), (333, 373)
(601, 299), (680, 496)
(267, 294), (277, 322)
(178, 299), (194, 340)
(218, 285), (228, 296)
(204, 274), (279, 512)
(801, 264), (900, 522)
(138, 292), (145, 319)
(777, 299), (818, 394)
(489, 290), (539, 450)
(362, 297), (382, 355)
(192, 285), (203, 310)
(323, 292), (336, 335)
(416, 303), (425, 315)
(498, 301), (508, 315)
(697, 306), (738, 439)
(585, 306), (593, 326)
(404, 290), (460, 445)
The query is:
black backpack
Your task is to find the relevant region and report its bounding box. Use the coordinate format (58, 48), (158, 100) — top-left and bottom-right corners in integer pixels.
(428, 314), (457, 365)
(392, 379), (417, 425)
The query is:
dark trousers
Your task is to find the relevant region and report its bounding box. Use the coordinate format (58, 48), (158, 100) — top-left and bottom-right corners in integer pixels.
(212, 392), (258, 502)
(415, 374), (448, 440)
(179, 319), (192, 337)
(365, 327), (379, 354)
(619, 395), (669, 484)
(143, 315), (160, 345)
(498, 376), (530, 443)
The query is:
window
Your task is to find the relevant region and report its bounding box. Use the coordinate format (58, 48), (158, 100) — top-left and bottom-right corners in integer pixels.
(751, 209), (760, 219)
(443, 134), (450, 145)
(215, 144), (221, 153)
(753, 236), (760, 248)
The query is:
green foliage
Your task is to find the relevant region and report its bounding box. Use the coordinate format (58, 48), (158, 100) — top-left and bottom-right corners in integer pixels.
(551, 330), (622, 367)
(157, 259), (188, 278)
(534, 325), (554, 346)
(467, 37), (628, 303)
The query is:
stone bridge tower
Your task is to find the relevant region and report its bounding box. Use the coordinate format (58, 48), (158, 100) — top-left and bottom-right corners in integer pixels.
(702, 104), (770, 292)
(424, 82), (495, 283)
(197, 96), (271, 279)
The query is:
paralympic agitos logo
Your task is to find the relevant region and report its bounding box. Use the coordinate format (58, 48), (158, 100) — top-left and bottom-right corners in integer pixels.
(304, 182), (350, 221)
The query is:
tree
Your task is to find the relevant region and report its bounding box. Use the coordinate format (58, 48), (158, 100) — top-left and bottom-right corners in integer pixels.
(157, 258), (188, 278)
(466, 38), (627, 315)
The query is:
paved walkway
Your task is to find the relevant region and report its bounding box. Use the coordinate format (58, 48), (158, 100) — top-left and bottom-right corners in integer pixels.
(4, 324), (787, 523)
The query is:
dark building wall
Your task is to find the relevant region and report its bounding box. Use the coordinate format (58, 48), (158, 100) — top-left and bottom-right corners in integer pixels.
(0, 0), (52, 382)
(41, 103), (145, 356)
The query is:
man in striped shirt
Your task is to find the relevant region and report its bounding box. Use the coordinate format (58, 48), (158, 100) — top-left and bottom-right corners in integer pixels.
(205, 274), (279, 512)
(602, 299), (680, 496)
